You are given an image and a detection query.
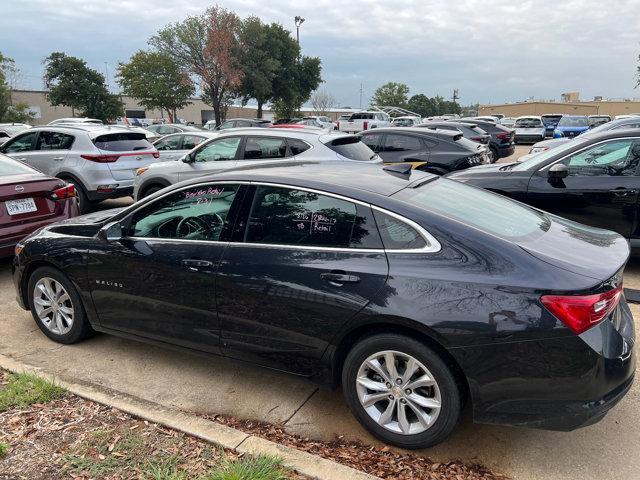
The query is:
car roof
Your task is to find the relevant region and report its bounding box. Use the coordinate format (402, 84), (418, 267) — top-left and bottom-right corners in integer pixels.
(213, 127), (348, 140)
(364, 126), (461, 138)
(515, 115), (542, 120)
(28, 124), (148, 138)
(177, 161), (434, 199)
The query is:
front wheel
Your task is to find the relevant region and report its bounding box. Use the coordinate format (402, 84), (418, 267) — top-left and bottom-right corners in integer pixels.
(342, 334), (461, 449)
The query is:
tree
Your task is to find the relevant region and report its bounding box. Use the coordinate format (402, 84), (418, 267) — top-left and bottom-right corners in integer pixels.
(310, 89), (336, 115)
(117, 50), (194, 121)
(407, 94), (436, 117)
(151, 6), (243, 126)
(371, 82), (409, 107)
(0, 53), (33, 123)
(43, 52), (122, 122)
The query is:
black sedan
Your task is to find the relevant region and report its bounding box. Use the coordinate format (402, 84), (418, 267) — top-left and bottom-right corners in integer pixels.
(13, 162), (634, 449)
(360, 127), (489, 175)
(456, 118), (515, 161)
(447, 129), (640, 244)
(417, 121), (491, 147)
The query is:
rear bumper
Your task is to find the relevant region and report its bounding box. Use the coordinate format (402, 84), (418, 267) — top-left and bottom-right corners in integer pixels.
(86, 186), (134, 202)
(514, 134), (545, 144)
(495, 143), (515, 158)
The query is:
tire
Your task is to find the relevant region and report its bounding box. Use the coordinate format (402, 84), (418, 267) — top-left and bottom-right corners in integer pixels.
(74, 183), (94, 214)
(27, 266), (94, 344)
(342, 334), (461, 449)
(141, 184), (165, 199)
(488, 147), (497, 163)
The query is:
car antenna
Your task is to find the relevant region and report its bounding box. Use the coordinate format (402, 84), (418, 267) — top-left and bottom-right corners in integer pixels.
(382, 163), (412, 177)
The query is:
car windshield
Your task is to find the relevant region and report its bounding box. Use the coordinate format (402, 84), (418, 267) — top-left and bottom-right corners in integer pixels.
(395, 178), (550, 241)
(510, 139), (587, 171)
(515, 118), (542, 127)
(3, 126), (30, 136)
(558, 116), (588, 127)
(0, 153), (37, 175)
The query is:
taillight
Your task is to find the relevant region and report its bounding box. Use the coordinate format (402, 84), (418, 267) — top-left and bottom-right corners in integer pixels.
(363, 121), (368, 130)
(152, 151), (160, 158)
(496, 132), (510, 140)
(49, 184), (76, 200)
(471, 136), (482, 142)
(81, 154), (119, 163)
(541, 286), (623, 334)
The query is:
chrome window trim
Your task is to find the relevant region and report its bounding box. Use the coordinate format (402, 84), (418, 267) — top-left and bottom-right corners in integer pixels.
(539, 136), (640, 172)
(123, 180), (441, 254)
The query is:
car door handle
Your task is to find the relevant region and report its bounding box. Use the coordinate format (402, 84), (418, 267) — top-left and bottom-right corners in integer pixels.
(181, 259), (213, 270)
(53, 156), (64, 161)
(320, 271), (360, 286)
(15, 157), (26, 161)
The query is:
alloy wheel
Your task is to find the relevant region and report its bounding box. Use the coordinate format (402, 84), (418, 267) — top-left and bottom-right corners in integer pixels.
(356, 350), (441, 435)
(33, 277), (74, 335)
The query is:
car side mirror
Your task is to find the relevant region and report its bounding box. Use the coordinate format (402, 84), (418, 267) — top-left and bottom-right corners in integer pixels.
(181, 154), (194, 163)
(97, 221), (123, 242)
(548, 163), (569, 180)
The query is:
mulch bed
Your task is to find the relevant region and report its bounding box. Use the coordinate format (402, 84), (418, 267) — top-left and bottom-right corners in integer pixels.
(209, 415), (508, 480)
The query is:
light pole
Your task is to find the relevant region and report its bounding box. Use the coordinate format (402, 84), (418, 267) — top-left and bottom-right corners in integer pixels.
(294, 16), (305, 44)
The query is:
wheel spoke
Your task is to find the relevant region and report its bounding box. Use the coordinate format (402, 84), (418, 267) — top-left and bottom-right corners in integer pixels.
(53, 312), (64, 333)
(34, 297), (51, 308)
(402, 357), (419, 384)
(58, 293), (70, 304)
(378, 398), (396, 426)
(365, 358), (392, 383)
(39, 307), (53, 317)
(406, 374), (436, 390)
(357, 377), (389, 392)
(408, 393), (441, 409)
(59, 310), (73, 327)
(397, 401), (411, 434)
(362, 392), (390, 407)
(384, 352), (398, 381)
(37, 283), (52, 301)
(406, 401), (435, 429)
(59, 305), (73, 316)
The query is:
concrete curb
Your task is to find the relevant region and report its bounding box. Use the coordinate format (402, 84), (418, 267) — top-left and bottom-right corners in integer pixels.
(0, 353), (379, 480)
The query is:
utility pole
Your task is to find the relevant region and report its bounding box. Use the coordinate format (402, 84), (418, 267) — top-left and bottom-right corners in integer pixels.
(294, 16), (305, 44)
(104, 62), (110, 91)
(452, 88), (459, 103)
(359, 83), (363, 109)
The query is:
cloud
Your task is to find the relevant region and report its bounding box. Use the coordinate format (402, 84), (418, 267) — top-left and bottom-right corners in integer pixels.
(1, 0), (638, 106)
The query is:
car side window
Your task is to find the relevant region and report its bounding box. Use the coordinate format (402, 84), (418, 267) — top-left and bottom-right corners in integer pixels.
(129, 184), (240, 241)
(154, 136), (181, 151)
(287, 138), (311, 155)
(193, 137), (241, 162)
(3, 131), (38, 153)
(242, 136), (288, 160)
(383, 134), (422, 152)
(36, 131), (74, 150)
(559, 140), (640, 177)
(181, 135), (205, 150)
(362, 133), (383, 152)
(235, 120), (252, 127)
(245, 186), (378, 248)
(373, 210), (427, 250)
(218, 121), (235, 130)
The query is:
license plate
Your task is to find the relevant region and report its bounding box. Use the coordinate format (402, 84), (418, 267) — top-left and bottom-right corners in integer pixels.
(6, 197), (37, 215)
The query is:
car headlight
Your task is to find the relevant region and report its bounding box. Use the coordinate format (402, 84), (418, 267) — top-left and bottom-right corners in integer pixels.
(136, 167), (149, 176)
(529, 146), (549, 154)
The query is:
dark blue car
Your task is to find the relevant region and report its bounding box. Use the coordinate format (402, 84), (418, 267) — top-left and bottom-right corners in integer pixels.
(541, 114), (563, 137)
(554, 115), (590, 138)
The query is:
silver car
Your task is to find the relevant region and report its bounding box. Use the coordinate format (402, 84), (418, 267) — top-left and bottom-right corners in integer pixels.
(0, 123), (31, 146)
(153, 131), (220, 161)
(134, 128), (380, 199)
(146, 123), (204, 136)
(1, 125), (160, 212)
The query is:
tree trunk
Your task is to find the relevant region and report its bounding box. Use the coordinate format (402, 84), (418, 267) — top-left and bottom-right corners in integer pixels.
(257, 101), (263, 119)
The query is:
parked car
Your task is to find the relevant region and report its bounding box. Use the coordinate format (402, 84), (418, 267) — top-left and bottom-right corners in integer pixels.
(13, 162), (634, 449)
(338, 111), (391, 133)
(541, 114), (563, 138)
(0, 153), (78, 257)
(390, 116), (423, 127)
(0, 125), (160, 213)
(295, 118), (333, 130)
(588, 115), (611, 128)
(499, 117), (516, 128)
(417, 121), (490, 147)
(334, 114), (352, 130)
(48, 118), (103, 126)
(520, 116), (640, 160)
(153, 131), (220, 161)
(301, 116), (334, 129)
(134, 128), (380, 199)
(147, 123), (205, 136)
(0, 123), (31, 146)
(473, 115), (500, 123)
(203, 118), (272, 131)
(446, 129), (640, 242)
(454, 118), (515, 160)
(360, 127), (489, 174)
(554, 115), (590, 138)
(273, 117), (302, 125)
(513, 116), (546, 144)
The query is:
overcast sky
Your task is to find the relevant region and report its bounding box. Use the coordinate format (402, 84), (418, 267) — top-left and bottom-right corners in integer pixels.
(1, 0), (639, 107)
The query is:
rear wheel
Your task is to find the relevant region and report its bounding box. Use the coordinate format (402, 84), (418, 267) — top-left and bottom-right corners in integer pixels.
(72, 182), (94, 214)
(27, 266), (94, 344)
(342, 334), (461, 449)
(487, 147), (497, 163)
(141, 184), (165, 199)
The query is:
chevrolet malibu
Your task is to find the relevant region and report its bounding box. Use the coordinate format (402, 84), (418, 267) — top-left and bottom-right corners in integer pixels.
(13, 162), (635, 448)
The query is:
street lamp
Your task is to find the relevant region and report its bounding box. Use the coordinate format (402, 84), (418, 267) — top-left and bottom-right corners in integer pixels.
(294, 16), (305, 44)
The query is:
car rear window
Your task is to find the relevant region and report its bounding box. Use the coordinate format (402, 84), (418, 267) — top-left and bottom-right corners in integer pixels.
(395, 178), (550, 241)
(350, 113), (374, 120)
(515, 118), (543, 127)
(93, 132), (153, 152)
(0, 153), (37, 175)
(325, 136), (376, 161)
(558, 116), (588, 127)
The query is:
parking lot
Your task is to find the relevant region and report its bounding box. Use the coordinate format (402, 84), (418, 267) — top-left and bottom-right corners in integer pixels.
(2, 144), (640, 480)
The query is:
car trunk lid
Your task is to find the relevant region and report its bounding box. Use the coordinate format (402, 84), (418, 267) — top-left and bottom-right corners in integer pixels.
(0, 173), (66, 227)
(91, 132), (159, 181)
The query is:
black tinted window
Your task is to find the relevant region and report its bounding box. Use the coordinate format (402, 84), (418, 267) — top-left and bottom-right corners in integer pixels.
(246, 186), (371, 248)
(36, 131), (74, 150)
(243, 137), (288, 160)
(130, 184), (240, 241)
(350, 113), (374, 120)
(326, 136), (376, 161)
(373, 210), (426, 250)
(361, 132), (383, 152)
(288, 138), (311, 155)
(94, 133), (153, 152)
(383, 134), (423, 152)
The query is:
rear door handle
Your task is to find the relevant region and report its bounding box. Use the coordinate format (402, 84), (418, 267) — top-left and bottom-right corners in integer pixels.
(53, 156), (64, 161)
(181, 259), (213, 271)
(321, 271), (360, 286)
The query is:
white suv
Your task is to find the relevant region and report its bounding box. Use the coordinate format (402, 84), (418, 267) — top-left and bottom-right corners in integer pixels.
(1, 125), (160, 212)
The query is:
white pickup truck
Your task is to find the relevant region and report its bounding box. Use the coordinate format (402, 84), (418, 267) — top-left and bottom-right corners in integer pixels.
(338, 111), (391, 133)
